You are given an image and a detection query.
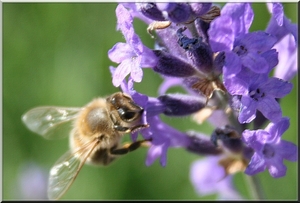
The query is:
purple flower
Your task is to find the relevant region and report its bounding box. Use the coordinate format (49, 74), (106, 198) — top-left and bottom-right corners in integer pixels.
(209, 4), (277, 76)
(225, 68), (292, 123)
(141, 115), (190, 166)
(108, 4), (157, 87)
(232, 31), (277, 74)
(107, 3), (298, 197)
(190, 156), (242, 199)
(242, 117), (297, 178)
(273, 34), (297, 81)
(266, 3), (298, 43)
(208, 3), (253, 53)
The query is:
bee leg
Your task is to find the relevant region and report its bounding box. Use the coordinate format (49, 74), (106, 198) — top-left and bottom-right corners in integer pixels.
(110, 139), (152, 155)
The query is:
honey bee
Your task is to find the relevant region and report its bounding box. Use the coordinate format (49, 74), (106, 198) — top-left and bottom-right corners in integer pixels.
(22, 92), (150, 200)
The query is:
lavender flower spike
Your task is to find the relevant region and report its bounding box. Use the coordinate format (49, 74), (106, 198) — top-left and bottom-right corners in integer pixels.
(242, 117), (297, 178)
(108, 4), (157, 87)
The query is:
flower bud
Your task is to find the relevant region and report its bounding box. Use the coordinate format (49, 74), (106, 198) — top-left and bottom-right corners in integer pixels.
(186, 131), (222, 155)
(158, 94), (206, 116)
(138, 3), (166, 21)
(166, 3), (192, 23)
(153, 50), (196, 77)
(177, 27), (214, 74)
(211, 125), (244, 153)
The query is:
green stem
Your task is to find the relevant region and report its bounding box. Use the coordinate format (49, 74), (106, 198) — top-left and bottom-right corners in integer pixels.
(244, 175), (265, 200)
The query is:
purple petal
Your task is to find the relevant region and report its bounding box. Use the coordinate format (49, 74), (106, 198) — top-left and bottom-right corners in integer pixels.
(221, 3), (253, 35)
(241, 129), (255, 144)
(242, 3), (254, 33)
(130, 56), (143, 83)
(116, 4), (133, 34)
(277, 140), (298, 162)
(267, 158), (287, 178)
(223, 52), (242, 78)
(254, 130), (272, 145)
(265, 117), (290, 141)
(239, 95), (257, 123)
(145, 144), (163, 166)
(267, 3), (283, 26)
(257, 96), (282, 123)
(159, 141), (169, 167)
(236, 31), (277, 52)
(128, 30), (143, 54)
(241, 52), (269, 73)
(265, 3), (298, 43)
(108, 42), (135, 63)
(283, 17), (298, 43)
(112, 59), (132, 87)
(260, 49), (278, 72)
(242, 129), (265, 150)
(263, 77), (293, 98)
(245, 153), (266, 175)
(142, 115), (190, 167)
(243, 69), (268, 88)
(208, 15), (234, 52)
(132, 92), (148, 110)
(140, 46), (157, 67)
(224, 75), (248, 95)
(274, 34), (297, 81)
(121, 3), (152, 24)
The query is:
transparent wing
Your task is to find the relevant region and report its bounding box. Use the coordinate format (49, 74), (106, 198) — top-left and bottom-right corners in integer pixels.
(48, 139), (100, 200)
(22, 106), (81, 139)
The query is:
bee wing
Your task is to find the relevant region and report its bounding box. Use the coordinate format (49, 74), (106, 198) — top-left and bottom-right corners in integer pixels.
(22, 106), (81, 139)
(48, 139), (100, 200)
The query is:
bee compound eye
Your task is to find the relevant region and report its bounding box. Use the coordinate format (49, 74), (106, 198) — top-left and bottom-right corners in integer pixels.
(122, 111), (136, 120)
(117, 108), (139, 121)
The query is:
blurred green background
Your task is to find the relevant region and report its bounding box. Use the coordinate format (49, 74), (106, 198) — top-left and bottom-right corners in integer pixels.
(3, 3), (298, 200)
